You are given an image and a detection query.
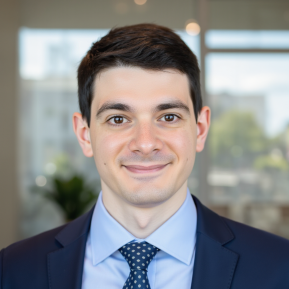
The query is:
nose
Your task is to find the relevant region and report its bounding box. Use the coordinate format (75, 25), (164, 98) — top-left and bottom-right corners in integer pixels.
(128, 122), (163, 156)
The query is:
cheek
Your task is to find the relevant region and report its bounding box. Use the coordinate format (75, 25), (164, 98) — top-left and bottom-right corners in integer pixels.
(166, 129), (196, 161)
(93, 131), (126, 166)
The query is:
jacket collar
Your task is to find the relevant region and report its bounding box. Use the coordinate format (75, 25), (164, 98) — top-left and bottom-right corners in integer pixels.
(54, 207), (94, 247)
(48, 207), (94, 289)
(191, 195), (239, 289)
(193, 195), (234, 245)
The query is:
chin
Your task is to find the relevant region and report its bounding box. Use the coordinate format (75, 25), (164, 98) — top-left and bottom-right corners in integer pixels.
(120, 185), (174, 207)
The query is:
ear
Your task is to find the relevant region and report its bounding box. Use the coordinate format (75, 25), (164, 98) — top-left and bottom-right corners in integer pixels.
(72, 112), (93, 157)
(196, 106), (211, 152)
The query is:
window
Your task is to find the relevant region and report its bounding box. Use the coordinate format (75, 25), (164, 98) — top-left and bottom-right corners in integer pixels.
(205, 31), (289, 237)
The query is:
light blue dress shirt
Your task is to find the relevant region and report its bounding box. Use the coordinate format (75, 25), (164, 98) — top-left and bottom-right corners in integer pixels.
(82, 188), (197, 289)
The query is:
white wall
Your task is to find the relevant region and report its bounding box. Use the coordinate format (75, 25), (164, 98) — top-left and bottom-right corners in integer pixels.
(0, 0), (19, 249)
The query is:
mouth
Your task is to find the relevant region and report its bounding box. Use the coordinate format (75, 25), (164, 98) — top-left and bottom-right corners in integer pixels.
(123, 164), (170, 174)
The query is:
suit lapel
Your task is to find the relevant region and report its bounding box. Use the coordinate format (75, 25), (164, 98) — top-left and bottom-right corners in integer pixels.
(191, 196), (239, 289)
(46, 196), (239, 289)
(47, 207), (94, 289)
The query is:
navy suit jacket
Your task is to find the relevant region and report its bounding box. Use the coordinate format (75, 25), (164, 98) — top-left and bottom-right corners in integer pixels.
(1, 195), (289, 289)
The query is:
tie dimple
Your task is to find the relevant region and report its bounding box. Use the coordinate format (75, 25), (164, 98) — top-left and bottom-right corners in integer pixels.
(119, 241), (160, 289)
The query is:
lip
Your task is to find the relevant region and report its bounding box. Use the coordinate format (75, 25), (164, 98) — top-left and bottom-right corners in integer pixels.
(123, 164), (169, 174)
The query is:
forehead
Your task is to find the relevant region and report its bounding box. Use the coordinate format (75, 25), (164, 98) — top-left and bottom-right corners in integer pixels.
(92, 67), (192, 109)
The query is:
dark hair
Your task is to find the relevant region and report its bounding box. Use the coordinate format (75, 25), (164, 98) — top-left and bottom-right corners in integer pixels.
(77, 23), (202, 127)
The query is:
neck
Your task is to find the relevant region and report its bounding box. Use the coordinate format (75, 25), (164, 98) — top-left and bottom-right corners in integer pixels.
(101, 182), (188, 239)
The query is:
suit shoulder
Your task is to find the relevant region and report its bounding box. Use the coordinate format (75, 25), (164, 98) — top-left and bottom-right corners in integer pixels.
(223, 216), (289, 244)
(222, 216), (289, 258)
(1, 224), (71, 289)
(4, 223), (67, 260)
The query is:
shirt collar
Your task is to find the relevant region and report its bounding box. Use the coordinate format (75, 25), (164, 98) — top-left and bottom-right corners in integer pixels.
(90, 191), (135, 265)
(90, 188), (197, 266)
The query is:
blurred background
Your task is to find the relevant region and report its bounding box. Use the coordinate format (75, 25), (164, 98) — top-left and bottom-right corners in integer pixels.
(1, 0), (289, 249)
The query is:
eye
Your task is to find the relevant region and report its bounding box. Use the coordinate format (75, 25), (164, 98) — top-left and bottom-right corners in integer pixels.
(159, 114), (180, 122)
(107, 115), (129, 125)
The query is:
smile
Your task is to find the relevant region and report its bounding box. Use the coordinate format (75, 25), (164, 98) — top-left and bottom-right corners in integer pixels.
(123, 164), (169, 174)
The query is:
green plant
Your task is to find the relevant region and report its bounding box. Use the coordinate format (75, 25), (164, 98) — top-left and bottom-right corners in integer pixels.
(41, 175), (99, 221)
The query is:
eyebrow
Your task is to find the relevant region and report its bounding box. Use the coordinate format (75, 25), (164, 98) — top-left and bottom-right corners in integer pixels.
(96, 102), (132, 118)
(154, 101), (190, 114)
(96, 100), (190, 118)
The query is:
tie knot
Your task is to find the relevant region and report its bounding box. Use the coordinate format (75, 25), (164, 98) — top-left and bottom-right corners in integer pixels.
(119, 241), (160, 271)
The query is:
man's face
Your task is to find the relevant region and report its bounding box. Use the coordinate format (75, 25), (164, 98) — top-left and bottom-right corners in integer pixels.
(78, 67), (207, 208)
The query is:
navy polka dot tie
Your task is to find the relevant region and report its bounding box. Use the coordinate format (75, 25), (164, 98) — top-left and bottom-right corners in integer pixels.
(119, 241), (160, 289)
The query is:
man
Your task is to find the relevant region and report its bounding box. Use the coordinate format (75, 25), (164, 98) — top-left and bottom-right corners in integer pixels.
(1, 23), (289, 289)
